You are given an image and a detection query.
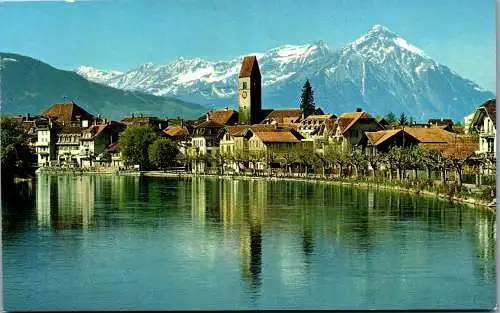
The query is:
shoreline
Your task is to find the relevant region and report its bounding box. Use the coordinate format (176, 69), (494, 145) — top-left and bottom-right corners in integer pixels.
(34, 168), (496, 212)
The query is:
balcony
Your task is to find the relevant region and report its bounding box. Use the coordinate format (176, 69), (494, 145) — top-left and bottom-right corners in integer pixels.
(479, 129), (496, 138)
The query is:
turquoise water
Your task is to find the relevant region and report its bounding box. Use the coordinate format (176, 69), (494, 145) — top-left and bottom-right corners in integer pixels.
(2, 175), (497, 310)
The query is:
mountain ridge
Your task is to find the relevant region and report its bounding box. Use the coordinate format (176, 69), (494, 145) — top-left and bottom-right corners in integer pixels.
(76, 24), (494, 121)
(0, 52), (207, 121)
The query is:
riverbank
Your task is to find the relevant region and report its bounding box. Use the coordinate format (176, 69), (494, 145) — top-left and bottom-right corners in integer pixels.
(142, 171), (496, 212)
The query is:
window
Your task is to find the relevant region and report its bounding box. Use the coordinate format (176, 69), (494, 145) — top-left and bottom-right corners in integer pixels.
(242, 82), (247, 90)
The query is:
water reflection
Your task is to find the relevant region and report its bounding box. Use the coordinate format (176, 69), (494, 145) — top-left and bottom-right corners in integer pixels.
(34, 175), (96, 229)
(3, 175), (496, 310)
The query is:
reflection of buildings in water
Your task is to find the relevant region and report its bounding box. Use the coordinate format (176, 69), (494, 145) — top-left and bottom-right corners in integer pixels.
(36, 174), (53, 227)
(219, 179), (237, 230)
(191, 177), (206, 224)
(301, 208), (314, 266)
(367, 190), (374, 211)
(36, 175), (95, 229)
(474, 213), (496, 281)
(239, 222), (262, 294)
(239, 180), (263, 296)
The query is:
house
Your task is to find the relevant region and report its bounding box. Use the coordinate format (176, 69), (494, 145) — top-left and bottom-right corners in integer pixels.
(106, 142), (123, 168)
(261, 109), (303, 124)
(376, 118), (390, 129)
(197, 108), (239, 126)
(121, 115), (168, 132)
(35, 118), (59, 167)
(190, 120), (226, 173)
(428, 118), (453, 127)
(220, 124), (298, 155)
(163, 122), (193, 156)
(79, 122), (125, 167)
(298, 114), (337, 155)
(333, 110), (384, 150)
(40, 102), (95, 127)
(55, 125), (84, 167)
(246, 128), (304, 155)
(361, 129), (420, 154)
(404, 127), (458, 145)
(469, 99), (496, 157)
(464, 112), (476, 134)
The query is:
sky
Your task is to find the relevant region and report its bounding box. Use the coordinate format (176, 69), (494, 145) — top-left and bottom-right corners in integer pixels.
(0, 0), (496, 91)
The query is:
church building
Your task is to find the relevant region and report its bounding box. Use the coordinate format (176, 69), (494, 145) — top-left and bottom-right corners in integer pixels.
(238, 56), (262, 125)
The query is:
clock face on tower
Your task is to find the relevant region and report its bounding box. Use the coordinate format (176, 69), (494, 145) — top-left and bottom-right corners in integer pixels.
(241, 91), (248, 99)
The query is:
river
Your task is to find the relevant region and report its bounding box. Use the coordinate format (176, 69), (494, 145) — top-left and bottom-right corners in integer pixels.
(1, 174), (496, 310)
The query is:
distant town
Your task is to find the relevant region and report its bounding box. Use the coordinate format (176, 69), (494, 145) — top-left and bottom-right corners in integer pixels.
(2, 55), (496, 203)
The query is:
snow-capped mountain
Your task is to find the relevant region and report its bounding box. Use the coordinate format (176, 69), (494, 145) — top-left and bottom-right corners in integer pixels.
(76, 66), (123, 84)
(76, 25), (494, 120)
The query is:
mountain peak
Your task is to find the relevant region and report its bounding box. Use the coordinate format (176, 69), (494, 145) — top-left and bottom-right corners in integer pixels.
(349, 24), (427, 58)
(368, 24), (394, 35)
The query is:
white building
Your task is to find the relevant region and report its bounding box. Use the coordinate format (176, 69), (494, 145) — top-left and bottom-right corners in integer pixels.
(470, 99), (496, 157)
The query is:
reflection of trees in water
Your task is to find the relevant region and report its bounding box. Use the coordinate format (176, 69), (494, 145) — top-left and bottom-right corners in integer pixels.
(2, 178), (36, 234)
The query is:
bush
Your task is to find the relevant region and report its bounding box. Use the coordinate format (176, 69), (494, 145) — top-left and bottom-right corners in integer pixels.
(478, 186), (496, 202)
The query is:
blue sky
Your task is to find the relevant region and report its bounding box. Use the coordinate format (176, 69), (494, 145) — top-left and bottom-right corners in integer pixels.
(0, 0), (496, 91)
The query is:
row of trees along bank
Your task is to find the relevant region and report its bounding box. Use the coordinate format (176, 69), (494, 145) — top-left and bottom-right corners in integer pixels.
(118, 125), (495, 203)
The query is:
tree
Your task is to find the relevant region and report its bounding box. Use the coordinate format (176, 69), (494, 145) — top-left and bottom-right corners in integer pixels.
(1, 117), (33, 180)
(212, 151), (228, 175)
(119, 125), (158, 170)
(384, 112), (397, 125)
(398, 113), (408, 126)
(364, 150), (382, 179)
(348, 148), (366, 178)
(148, 138), (179, 170)
(300, 79), (316, 118)
(387, 147), (411, 180)
(278, 150), (296, 175)
(263, 151), (278, 176)
(292, 144), (314, 176)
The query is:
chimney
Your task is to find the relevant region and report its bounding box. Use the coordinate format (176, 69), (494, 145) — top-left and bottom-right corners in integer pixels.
(159, 123), (162, 129)
(356, 108), (362, 112)
(206, 113), (210, 122)
(181, 119), (184, 128)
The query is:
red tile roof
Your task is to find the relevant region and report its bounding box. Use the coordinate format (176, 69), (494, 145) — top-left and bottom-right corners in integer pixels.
(365, 129), (419, 146)
(263, 109), (302, 124)
(59, 126), (84, 134)
(164, 125), (190, 138)
(40, 102), (94, 124)
(81, 125), (107, 141)
(239, 56), (260, 78)
(208, 109), (237, 125)
(337, 111), (375, 134)
(404, 127), (455, 144)
(253, 131), (302, 143)
(422, 141), (479, 160)
(196, 120), (225, 129)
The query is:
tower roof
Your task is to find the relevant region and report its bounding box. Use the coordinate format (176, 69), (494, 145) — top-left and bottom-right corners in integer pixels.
(239, 56), (260, 78)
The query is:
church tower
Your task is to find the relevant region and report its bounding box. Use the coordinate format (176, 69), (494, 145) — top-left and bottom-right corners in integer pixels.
(238, 56), (261, 125)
